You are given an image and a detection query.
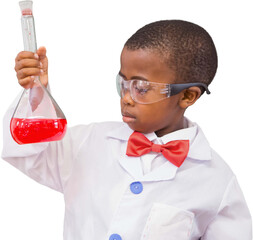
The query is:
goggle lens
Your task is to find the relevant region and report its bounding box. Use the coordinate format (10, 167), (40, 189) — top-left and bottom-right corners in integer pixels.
(116, 74), (210, 104)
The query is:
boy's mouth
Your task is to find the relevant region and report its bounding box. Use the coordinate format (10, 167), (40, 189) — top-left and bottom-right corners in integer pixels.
(122, 111), (136, 124)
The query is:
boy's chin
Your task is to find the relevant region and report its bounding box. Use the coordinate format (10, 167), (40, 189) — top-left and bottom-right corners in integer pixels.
(124, 122), (153, 134)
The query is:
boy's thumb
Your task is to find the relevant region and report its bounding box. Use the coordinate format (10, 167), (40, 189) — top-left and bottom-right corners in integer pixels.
(37, 46), (47, 58)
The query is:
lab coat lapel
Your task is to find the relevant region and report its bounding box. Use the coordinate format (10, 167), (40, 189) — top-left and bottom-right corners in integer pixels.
(107, 123), (144, 179)
(119, 154), (144, 179)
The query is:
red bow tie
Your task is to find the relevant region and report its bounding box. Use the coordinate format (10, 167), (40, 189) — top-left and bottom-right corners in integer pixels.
(126, 131), (189, 167)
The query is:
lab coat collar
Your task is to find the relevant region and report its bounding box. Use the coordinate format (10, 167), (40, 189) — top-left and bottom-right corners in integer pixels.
(107, 120), (211, 161)
(106, 120), (212, 182)
(107, 122), (134, 141)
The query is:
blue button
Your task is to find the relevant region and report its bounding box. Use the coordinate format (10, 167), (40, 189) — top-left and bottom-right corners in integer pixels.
(109, 233), (122, 240)
(130, 181), (143, 194)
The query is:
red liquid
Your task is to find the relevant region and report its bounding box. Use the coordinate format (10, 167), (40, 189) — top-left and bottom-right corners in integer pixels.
(10, 118), (67, 144)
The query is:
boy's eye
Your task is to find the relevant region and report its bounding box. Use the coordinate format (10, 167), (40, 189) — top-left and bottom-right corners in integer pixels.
(135, 87), (148, 95)
(133, 80), (151, 95)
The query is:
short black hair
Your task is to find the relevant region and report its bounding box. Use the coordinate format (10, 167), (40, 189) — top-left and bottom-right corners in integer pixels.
(125, 20), (218, 86)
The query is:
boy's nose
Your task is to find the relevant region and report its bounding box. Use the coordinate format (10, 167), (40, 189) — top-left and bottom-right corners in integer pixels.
(122, 91), (135, 105)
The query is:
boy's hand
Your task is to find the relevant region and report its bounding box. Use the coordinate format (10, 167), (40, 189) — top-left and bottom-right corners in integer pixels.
(15, 46), (48, 89)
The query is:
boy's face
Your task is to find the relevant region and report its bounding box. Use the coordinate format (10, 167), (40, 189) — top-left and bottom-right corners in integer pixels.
(119, 47), (185, 137)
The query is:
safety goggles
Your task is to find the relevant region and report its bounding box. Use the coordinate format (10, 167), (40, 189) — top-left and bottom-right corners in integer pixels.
(116, 74), (210, 104)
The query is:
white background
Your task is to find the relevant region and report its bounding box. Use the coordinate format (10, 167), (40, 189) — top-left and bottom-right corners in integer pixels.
(0, 0), (252, 239)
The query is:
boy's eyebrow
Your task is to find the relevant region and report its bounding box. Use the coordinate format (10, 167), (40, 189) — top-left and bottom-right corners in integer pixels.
(118, 71), (149, 81)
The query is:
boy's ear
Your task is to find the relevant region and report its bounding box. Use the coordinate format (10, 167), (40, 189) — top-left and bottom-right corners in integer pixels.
(179, 87), (202, 109)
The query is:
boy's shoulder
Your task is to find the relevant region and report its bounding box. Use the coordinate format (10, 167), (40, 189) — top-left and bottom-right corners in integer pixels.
(209, 148), (234, 181)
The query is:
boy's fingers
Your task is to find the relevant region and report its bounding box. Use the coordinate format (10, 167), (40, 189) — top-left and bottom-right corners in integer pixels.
(18, 76), (35, 89)
(14, 48), (47, 88)
(17, 67), (43, 80)
(15, 59), (42, 72)
(15, 51), (39, 62)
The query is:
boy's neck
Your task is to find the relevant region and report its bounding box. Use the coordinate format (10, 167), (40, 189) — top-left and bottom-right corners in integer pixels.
(155, 118), (186, 137)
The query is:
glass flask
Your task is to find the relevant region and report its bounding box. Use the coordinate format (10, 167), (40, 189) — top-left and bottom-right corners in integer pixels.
(10, 0), (67, 144)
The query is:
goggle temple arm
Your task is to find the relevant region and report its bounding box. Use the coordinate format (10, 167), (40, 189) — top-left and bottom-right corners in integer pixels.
(169, 83), (211, 97)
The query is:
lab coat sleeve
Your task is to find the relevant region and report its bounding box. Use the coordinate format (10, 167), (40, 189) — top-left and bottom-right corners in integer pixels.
(202, 176), (252, 239)
(1, 94), (93, 193)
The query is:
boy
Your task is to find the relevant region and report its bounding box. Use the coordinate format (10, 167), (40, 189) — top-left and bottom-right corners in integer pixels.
(2, 20), (252, 240)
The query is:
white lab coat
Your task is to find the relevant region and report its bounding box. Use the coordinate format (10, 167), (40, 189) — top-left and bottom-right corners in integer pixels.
(1, 101), (252, 240)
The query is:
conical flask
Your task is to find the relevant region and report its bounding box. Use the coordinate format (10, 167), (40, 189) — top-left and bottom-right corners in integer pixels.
(10, 0), (67, 144)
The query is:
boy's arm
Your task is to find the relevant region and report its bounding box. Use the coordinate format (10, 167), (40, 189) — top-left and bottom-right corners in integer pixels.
(1, 96), (91, 193)
(2, 47), (78, 192)
(202, 176), (252, 239)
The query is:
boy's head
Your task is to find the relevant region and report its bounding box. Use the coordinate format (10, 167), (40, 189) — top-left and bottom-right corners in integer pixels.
(124, 20), (218, 87)
(119, 20), (218, 136)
